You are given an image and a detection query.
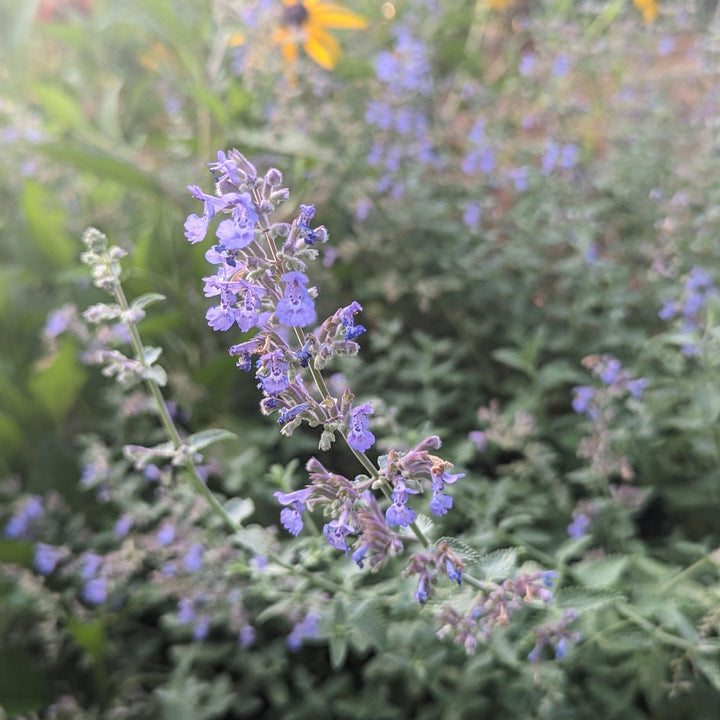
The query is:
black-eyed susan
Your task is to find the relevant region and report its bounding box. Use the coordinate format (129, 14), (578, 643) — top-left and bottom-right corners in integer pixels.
(273, 0), (367, 71)
(633, 0), (658, 23)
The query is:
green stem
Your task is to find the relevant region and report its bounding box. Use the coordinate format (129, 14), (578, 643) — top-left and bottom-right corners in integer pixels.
(105, 253), (242, 536)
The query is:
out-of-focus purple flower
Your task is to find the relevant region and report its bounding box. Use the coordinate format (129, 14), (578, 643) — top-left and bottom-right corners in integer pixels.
(82, 552), (103, 579)
(552, 53), (570, 77)
(626, 378), (648, 400)
(34, 543), (61, 575)
(519, 53), (536, 76)
(178, 598), (196, 623)
(658, 299), (677, 320)
(239, 624), (256, 647)
(4, 496), (44, 539)
(114, 513), (133, 538)
(468, 431), (486, 451)
(184, 213), (209, 244)
(572, 386), (596, 416)
(287, 611), (321, 652)
(82, 577), (108, 605)
(156, 522), (175, 546)
(600, 358), (622, 385)
(567, 513), (591, 538)
(463, 202), (482, 228)
(193, 615), (211, 641)
(183, 543), (204, 573)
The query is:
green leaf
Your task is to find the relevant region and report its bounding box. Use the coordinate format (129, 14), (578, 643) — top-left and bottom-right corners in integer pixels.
(37, 142), (163, 194)
(29, 338), (87, 421)
(187, 428), (237, 451)
(21, 179), (75, 266)
(572, 555), (629, 588)
(329, 635), (348, 670)
(132, 293), (167, 311)
(554, 587), (625, 611)
(0, 539), (33, 567)
(350, 599), (388, 651)
(479, 548), (517, 580)
(491, 348), (531, 375)
(695, 655), (720, 692)
(223, 497), (254, 525)
(67, 618), (106, 659)
(0, 647), (49, 715)
(30, 82), (90, 130)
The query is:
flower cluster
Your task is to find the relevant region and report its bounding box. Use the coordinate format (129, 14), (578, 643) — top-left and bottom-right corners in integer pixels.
(658, 266), (716, 356)
(436, 570), (557, 654)
(185, 149), (465, 600)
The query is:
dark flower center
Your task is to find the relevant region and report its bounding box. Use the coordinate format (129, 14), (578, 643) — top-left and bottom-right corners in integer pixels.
(283, 2), (309, 26)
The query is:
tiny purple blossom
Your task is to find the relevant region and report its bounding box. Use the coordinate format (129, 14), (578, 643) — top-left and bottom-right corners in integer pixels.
(183, 543), (204, 573)
(276, 271), (317, 327)
(239, 625), (256, 647)
(568, 513), (590, 538)
(114, 513), (133, 538)
(256, 350), (290, 396)
(193, 615), (211, 641)
(274, 487), (314, 536)
(626, 378), (648, 400)
(34, 543), (60, 575)
(323, 509), (355, 554)
(347, 403), (375, 452)
(82, 577), (108, 605)
(156, 522), (175, 546)
(414, 575), (429, 604)
(184, 213), (209, 244)
(178, 598), (196, 623)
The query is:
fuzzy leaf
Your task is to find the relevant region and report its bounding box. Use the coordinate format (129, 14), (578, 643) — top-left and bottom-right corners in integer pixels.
(132, 293), (167, 311)
(479, 548), (517, 580)
(187, 428), (237, 451)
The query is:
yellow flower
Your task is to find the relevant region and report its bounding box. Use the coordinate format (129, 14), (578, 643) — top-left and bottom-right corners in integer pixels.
(273, 0), (367, 70)
(633, 0), (658, 23)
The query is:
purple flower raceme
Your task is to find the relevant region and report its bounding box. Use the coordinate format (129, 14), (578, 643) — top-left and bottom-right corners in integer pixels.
(186, 150), (475, 611)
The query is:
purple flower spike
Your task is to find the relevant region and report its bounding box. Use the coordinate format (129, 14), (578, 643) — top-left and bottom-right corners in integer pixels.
(276, 271), (317, 327)
(347, 402), (375, 452)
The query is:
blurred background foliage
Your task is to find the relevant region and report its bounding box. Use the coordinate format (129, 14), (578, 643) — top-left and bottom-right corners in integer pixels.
(4, 0), (720, 717)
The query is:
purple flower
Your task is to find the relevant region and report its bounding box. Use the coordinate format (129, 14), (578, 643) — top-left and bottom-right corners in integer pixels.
(184, 213), (209, 244)
(446, 559), (462, 585)
(430, 491), (453, 516)
(82, 577), (107, 605)
(567, 513), (590, 538)
(114, 513), (133, 538)
(276, 271), (316, 327)
(274, 487), (314, 536)
(468, 431), (486, 451)
(385, 480), (418, 527)
(287, 612), (320, 652)
(297, 204), (319, 245)
(4, 496), (44, 539)
(156, 522), (175, 546)
(215, 204), (255, 250)
(323, 509), (355, 554)
(552, 53), (570, 77)
(519, 53), (536, 76)
(414, 575), (429, 604)
(571, 386), (595, 416)
(352, 545), (368, 569)
(658, 299), (677, 320)
(193, 615), (210, 641)
(239, 625), (256, 647)
(462, 203), (482, 228)
(82, 552), (103, 579)
(338, 301), (366, 341)
(347, 403), (375, 452)
(236, 284), (265, 332)
(183, 543), (204, 572)
(34, 543), (60, 575)
(178, 598), (196, 623)
(278, 403), (310, 426)
(600, 358), (622, 385)
(626, 378), (648, 400)
(256, 350), (290, 396)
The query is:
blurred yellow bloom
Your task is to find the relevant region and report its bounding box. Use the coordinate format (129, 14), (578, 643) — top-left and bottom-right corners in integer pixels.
(633, 0), (658, 23)
(483, 0), (517, 9)
(274, 0), (367, 70)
